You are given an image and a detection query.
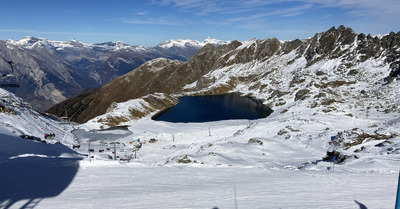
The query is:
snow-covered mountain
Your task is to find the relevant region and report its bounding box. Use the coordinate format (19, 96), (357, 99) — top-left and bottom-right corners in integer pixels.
(157, 37), (229, 49)
(2, 24), (400, 207)
(0, 36), (226, 111)
(46, 25), (400, 171)
(49, 26), (400, 125)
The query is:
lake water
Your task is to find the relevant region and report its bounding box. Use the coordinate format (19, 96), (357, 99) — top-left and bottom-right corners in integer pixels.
(152, 93), (273, 123)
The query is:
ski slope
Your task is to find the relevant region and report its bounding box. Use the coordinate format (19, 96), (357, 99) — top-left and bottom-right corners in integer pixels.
(10, 164), (399, 209)
(1, 86), (400, 208)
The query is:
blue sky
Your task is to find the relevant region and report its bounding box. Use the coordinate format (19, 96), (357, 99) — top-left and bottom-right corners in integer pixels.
(0, 0), (399, 46)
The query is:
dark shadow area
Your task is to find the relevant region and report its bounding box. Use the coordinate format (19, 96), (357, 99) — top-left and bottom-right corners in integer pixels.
(153, 93), (273, 123)
(354, 200), (368, 209)
(0, 133), (82, 209)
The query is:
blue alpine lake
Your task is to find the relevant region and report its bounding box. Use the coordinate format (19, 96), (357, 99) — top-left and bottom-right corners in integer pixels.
(152, 93), (273, 123)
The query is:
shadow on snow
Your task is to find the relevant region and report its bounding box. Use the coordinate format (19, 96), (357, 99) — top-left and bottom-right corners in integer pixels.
(354, 200), (368, 209)
(0, 133), (82, 209)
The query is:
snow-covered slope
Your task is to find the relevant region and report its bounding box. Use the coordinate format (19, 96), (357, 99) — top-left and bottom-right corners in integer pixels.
(77, 26), (400, 171)
(1, 85), (400, 208)
(0, 88), (76, 144)
(2, 26), (400, 208)
(1, 73), (400, 208)
(0, 88), (82, 209)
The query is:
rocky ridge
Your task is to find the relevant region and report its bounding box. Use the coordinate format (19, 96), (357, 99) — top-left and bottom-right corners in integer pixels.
(47, 26), (400, 125)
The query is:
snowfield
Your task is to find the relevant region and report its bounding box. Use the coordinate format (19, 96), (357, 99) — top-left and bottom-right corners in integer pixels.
(8, 164), (399, 209)
(1, 86), (400, 208)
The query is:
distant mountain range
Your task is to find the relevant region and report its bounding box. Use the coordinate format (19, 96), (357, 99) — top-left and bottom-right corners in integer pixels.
(47, 26), (400, 125)
(0, 36), (228, 110)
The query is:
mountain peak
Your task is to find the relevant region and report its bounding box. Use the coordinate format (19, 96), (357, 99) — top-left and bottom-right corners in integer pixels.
(21, 36), (40, 41)
(203, 37), (230, 46)
(157, 38), (229, 49)
(114, 41), (132, 50)
(16, 36), (42, 45)
(157, 39), (200, 49)
(323, 25), (356, 38)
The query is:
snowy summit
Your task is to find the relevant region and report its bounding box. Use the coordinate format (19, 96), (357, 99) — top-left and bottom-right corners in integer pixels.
(157, 37), (229, 49)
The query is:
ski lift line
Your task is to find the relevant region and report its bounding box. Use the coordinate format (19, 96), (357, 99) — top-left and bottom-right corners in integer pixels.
(68, 103), (89, 122)
(0, 56), (15, 74)
(59, 109), (71, 125)
(0, 57), (19, 88)
(7, 61), (14, 74)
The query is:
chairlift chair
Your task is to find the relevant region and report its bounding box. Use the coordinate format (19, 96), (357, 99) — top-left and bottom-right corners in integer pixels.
(59, 109), (71, 125)
(0, 59), (20, 88)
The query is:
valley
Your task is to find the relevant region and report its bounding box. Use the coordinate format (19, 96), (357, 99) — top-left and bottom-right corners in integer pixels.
(0, 37), (227, 111)
(1, 26), (400, 208)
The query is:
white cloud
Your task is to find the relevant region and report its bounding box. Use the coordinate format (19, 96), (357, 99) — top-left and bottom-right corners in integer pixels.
(136, 11), (147, 16)
(227, 4), (313, 23)
(308, 0), (400, 18)
(307, 0), (400, 34)
(143, 0), (399, 37)
(122, 16), (190, 26)
(150, 0), (229, 15)
(152, 0), (400, 21)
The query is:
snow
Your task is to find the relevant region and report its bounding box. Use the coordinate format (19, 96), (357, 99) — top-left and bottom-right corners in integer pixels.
(6, 37), (148, 53)
(141, 58), (182, 73)
(157, 38), (229, 49)
(203, 37), (230, 46)
(2, 33), (400, 208)
(1, 86), (399, 208)
(13, 166), (397, 209)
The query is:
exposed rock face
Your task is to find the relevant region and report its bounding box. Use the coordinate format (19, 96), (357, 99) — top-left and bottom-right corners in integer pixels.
(0, 37), (214, 110)
(74, 59), (184, 122)
(47, 42), (242, 123)
(48, 26), (400, 124)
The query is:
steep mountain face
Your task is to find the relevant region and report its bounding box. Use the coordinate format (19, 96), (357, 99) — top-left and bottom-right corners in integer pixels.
(47, 26), (400, 125)
(47, 43), (240, 123)
(0, 37), (221, 110)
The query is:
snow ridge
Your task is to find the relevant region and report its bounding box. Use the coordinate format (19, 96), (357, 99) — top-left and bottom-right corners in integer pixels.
(157, 37), (230, 49)
(7, 36), (229, 52)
